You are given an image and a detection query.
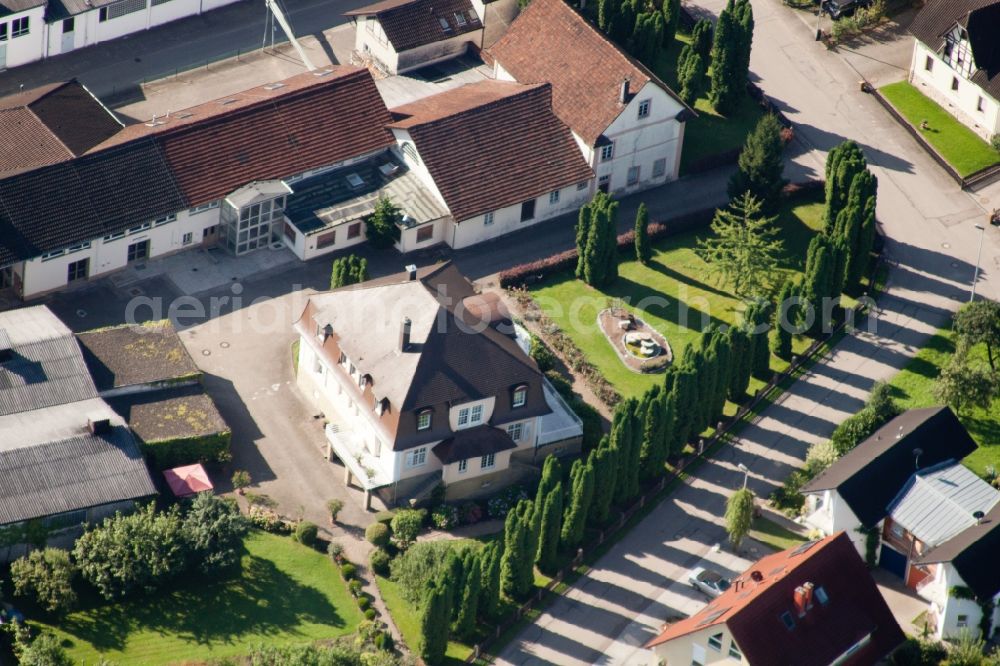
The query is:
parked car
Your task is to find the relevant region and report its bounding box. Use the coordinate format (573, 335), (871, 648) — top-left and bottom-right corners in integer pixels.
(688, 567), (731, 597)
(821, 0), (872, 18)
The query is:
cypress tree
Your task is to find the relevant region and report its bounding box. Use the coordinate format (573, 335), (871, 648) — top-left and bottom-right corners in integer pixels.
(589, 440), (618, 525)
(823, 142), (866, 233)
(745, 302), (772, 380)
(583, 203), (609, 287)
(536, 481), (563, 574)
(611, 399), (636, 505)
(710, 330), (732, 424)
(691, 18), (713, 60)
(734, 0), (754, 92)
(771, 280), (795, 361)
(535, 455), (562, 509)
(677, 47), (706, 107)
(562, 459), (595, 548)
(479, 541), (502, 620)
(419, 580), (450, 665)
(603, 198), (621, 285)
(598, 0), (617, 32)
(453, 553), (481, 641)
(802, 237), (834, 336)
(659, 386), (678, 461)
(843, 170), (878, 286)
(575, 205), (593, 279)
(708, 6), (737, 115)
(609, 0), (637, 44)
(625, 399), (643, 500)
(634, 202), (652, 264)
(726, 326), (752, 400)
(500, 499), (534, 600)
(630, 12), (663, 66)
(852, 196), (878, 286)
(671, 362), (699, 447)
(727, 114), (786, 213)
(640, 384), (666, 478)
(662, 0), (680, 46)
(443, 551), (463, 622)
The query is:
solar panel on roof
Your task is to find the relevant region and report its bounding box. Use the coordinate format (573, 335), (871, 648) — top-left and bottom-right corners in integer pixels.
(792, 539), (821, 556)
(696, 609), (729, 627)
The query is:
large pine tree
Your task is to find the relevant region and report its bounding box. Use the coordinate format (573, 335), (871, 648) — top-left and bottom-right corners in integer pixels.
(727, 114), (786, 213)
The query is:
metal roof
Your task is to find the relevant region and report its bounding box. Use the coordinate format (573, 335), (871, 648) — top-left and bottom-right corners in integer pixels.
(888, 461), (1000, 547)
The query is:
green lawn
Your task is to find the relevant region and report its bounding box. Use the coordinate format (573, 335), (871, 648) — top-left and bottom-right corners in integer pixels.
(531, 193), (825, 401)
(34, 531), (363, 665)
(750, 516), (808, 552)
(887, 323), (1000, 477)
(653, 31), (766, 175)
(880, 81), (1000, 177)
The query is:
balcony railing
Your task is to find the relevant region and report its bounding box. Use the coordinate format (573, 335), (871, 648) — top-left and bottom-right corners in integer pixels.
(325, 423), (391, 490)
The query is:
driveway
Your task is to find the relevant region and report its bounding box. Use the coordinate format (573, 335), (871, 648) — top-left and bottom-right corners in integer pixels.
(492, 0), (998, 663)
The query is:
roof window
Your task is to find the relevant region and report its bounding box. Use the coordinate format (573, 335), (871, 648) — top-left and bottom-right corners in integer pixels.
(438, 17), (451, 31)
(780, 611), (796, 631)
(454, 11), (466, 25)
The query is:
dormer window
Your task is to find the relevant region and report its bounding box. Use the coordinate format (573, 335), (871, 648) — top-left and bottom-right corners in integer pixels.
(375, 398), (388, 416)
(438, 17), (451, 31)
(454, 11), (466, 26)
(417, 409), (432, 431)
(360, 374), (370, 389)
(512, 385), (528, 408)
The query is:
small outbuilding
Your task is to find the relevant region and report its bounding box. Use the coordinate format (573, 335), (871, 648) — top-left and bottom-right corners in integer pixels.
(163, 464), (214, 499)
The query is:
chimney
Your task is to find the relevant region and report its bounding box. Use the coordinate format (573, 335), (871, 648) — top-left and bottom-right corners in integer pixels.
(400, 317), (412, 352)
(619, 78), (630, 104)
(406, 264), (418, 281)
(87, 416), (112, 435)
(322, 323), (333, 341)
(974, 510), (985, 525)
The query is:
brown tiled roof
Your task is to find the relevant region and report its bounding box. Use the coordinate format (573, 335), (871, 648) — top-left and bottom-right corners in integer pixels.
(92, 67), (395, 206)
(910, 0), (1000, 101)
(432, 424), (518, 463)
(345, 0), (481, 51)
(646, 533), (905, 666)
(488, 0), (690, 146)
(388, 80), (593, 222)
(0, 80), (122, 177)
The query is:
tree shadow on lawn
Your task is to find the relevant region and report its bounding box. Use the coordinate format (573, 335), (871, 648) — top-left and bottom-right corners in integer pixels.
(58, 555), (344, 653)
(645, 258), (734, 300)
(611, 276), (731, 336)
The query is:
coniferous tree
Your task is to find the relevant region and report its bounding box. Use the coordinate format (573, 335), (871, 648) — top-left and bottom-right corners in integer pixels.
(561, 460), (595, 548)
(575, 205), (593, 279)
(580, 192), (619, 288)
(823, 141), (867, 233)
(662, 0), (680, 46)
(611, 399), (636, 505)
(453, 553), (481, 641)
(659, 383), (680, 460)
(603, 198), (621, 285)
(727, 114), (785, 213)
(726, 326), (752, 401)
(500, 499), (534, 600)
(419, 580), (450, 665)
(725, 488), (756, 551)
(634, 202), (652, 264)
(677, 46), (706, 107)
(640, 385), (666, 478)
(589, 440), (618, 525)
(536, 481), (563, 574)
(535, 456), (562, 509)
(442, 551), (463, 622)
(479, 541), (502, 620)
(330, 254), (369, 290)
(671, 361), (699, 447)
(733, 0), (754, 93)
(609, 0), (637, 44)
(691, 18), (713, 60)
(744, 301), (772, 380)
(630, 12), (663, 66)
(710, 330), (732, 423)
(624, 398), (643, 500)
(598, 0), (617, 32)
(771, 280), (795, 361)
(802, 236), (834, 336)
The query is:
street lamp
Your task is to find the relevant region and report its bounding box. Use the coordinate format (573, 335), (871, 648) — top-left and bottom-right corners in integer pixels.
(971, 224), (986, 302)
(737, 463), (749, 489)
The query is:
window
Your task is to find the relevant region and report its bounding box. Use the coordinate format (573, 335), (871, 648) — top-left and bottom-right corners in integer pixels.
(99, 6), (108, 20)
(41, 249), (65, 261)
(67, 258), (89, 282)
(417, 410), (432, 430)
(103, 231), (126, 242)
(600, 142), (615, 162)
(406, 447), (427, 468)
(470, 404), (483, 424)
(952, 77), (959, 91)
(549, 190), (560, 205)
(100, 0), (146, 21)
(637, 99), (651, 119)
(11, 16), (29, 37)
(627, 166), (640, 186)
(957, 614), (969, 628)
(416, 225), (433, 242)
(0, 23), (7, 40)
(203, 225), (218, 239)
(67, 241), (91, 253)
(480, 453), (495, 469)
(507, 422), (523, 442)
(815, 586), (829, 605)
(458, 408), (470, 426)
(454, 11), (466, 25)
(317, 230), (337, 249)
(190, 201), (219, 214)
(468, 7), (479, 21)
(458, 459), (468, 473)
(924, 55), (933, 71)
(438, 16), (451, 31)
(653, 158), (667, 178)
(63, 17), (74, 32)
(577, 181), (588, 190)
(780, 611), (796, 630)
(483, 211), (494, 226)
(977, 96), (985, 112)
(520, 199), (535, 222)
(127, 240), (149, 262)
(128, 222), (151, 234)
(512, 385), (527, 407)
(348, 222), (362, 239)
(182, 232), (193, 245)
(728, 643), (742, 660)
(401, 141), (420, 164)
(691, 644), (706, 666)
(707, 633), (723, 651)
(598, 175), (610, 193)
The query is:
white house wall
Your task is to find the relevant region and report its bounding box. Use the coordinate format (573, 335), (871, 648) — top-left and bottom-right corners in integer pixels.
(0, 6), (46, 68)
(802, 490), (868, 557)
(354, 16), (399, 74)
(20, 205), (221, 297)
(910, 40), (1000, 141)
(397, 218), (447, 253)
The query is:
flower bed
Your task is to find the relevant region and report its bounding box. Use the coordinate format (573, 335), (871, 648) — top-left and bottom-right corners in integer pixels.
(598, 308), (673, 374)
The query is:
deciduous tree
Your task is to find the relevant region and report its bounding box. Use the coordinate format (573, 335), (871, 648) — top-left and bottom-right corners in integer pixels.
(10, 548), (77, 615)
(954, 299), (1000, 370)
(725, 488), (755, 551)
(183, 493), (248, 575)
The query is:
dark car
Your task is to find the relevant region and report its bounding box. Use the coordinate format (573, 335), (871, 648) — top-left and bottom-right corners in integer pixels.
(821, 0), (873, 18)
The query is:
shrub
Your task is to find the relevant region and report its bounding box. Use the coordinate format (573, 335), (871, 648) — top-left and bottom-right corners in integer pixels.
(231, 469), (251, 491)
(369, 548), (391, 576)
(293, 521), (319, 547)
(366, 522), (391, 548)
(389, 540), (475, 604)
(328, 541), (345, 562)
(459, 502), (483, 525)
(889, 637), (948, 666)
(341, 563), (357, 580)
(141, 432), (231, 470)
(245, 492), (277, 508)
(992, 135), (1000, 152)
(390, 509), (424, 548)
(16, 633), (73, 666)
(247, 506), (287, 533)
(430, 504), (460, 530)
(544, 369), (574, 399)
(373, 511), (395, 526)
(364, 608), (377, 621)
(326, 499), (345, 522)
(183, 493), (249, 574)
(530, 335), (557, 372)
(10, 548), (77, 615)
(375, 630), (394, 651)
(487, 485), (529, 519)
(348, 579), (363, 596)
(357, 595), (371, 610)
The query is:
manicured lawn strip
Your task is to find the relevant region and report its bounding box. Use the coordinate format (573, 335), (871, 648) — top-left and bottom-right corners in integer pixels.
(887, 323), (1000, 477)
(530, 193), (824, 400)
(880, 81), (1000, 177)
(33, 531), (362, 665)
(750, 516), (808, 552)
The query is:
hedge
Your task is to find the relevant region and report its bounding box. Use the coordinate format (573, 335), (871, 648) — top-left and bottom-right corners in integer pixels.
(140, 431), (231, 470)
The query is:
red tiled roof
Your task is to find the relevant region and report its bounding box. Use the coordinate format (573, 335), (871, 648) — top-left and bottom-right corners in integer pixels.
(163, 464), (214, 498)
(92, 67), (395, 206)
(645, 533), (905, 666)
(0, 80), (122, 177)
(388, 80), (593, 222)
(345, 0), (481, 52)
(488, 0), (690, 146)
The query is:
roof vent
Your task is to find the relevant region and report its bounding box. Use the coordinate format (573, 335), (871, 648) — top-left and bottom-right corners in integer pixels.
(88, 416), (112, 435)
(346, 173), (364, 189)
(220, 98), (238, 105)
(312, 68), (334, 77)
(405, 264), (417, 281)
(974, 510), (986, 525)
(749, 570), (763, 583)
(264, 82), (286, 90)
(144, 114), (166, 127)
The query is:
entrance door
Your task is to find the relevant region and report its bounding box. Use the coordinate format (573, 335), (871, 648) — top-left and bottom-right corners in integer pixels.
(61, 18), (75, 53)
(879, 544), (907, 579)
(127, 239), (150, 263)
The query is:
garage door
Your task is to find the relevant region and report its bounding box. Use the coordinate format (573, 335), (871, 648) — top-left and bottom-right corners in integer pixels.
(879, 545), (907, 578)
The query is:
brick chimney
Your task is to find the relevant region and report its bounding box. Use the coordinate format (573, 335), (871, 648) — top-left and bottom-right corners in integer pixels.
(794, 582), (815, 617)
(87, 416), (112, 435)
(400, 317), (412, 352)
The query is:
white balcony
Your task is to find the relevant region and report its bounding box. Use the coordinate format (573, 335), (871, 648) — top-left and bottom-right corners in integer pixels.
(537, 378), (584, 447)
(325, 422), (392, 490)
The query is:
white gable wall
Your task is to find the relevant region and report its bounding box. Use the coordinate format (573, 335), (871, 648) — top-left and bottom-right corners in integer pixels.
(802, 489), (868, 557)
(1, 6), (46, 68)
(353, 16), (400, 74)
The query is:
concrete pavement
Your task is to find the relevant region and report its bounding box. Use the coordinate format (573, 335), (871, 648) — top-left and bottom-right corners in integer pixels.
(492, 0), (998, 663)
